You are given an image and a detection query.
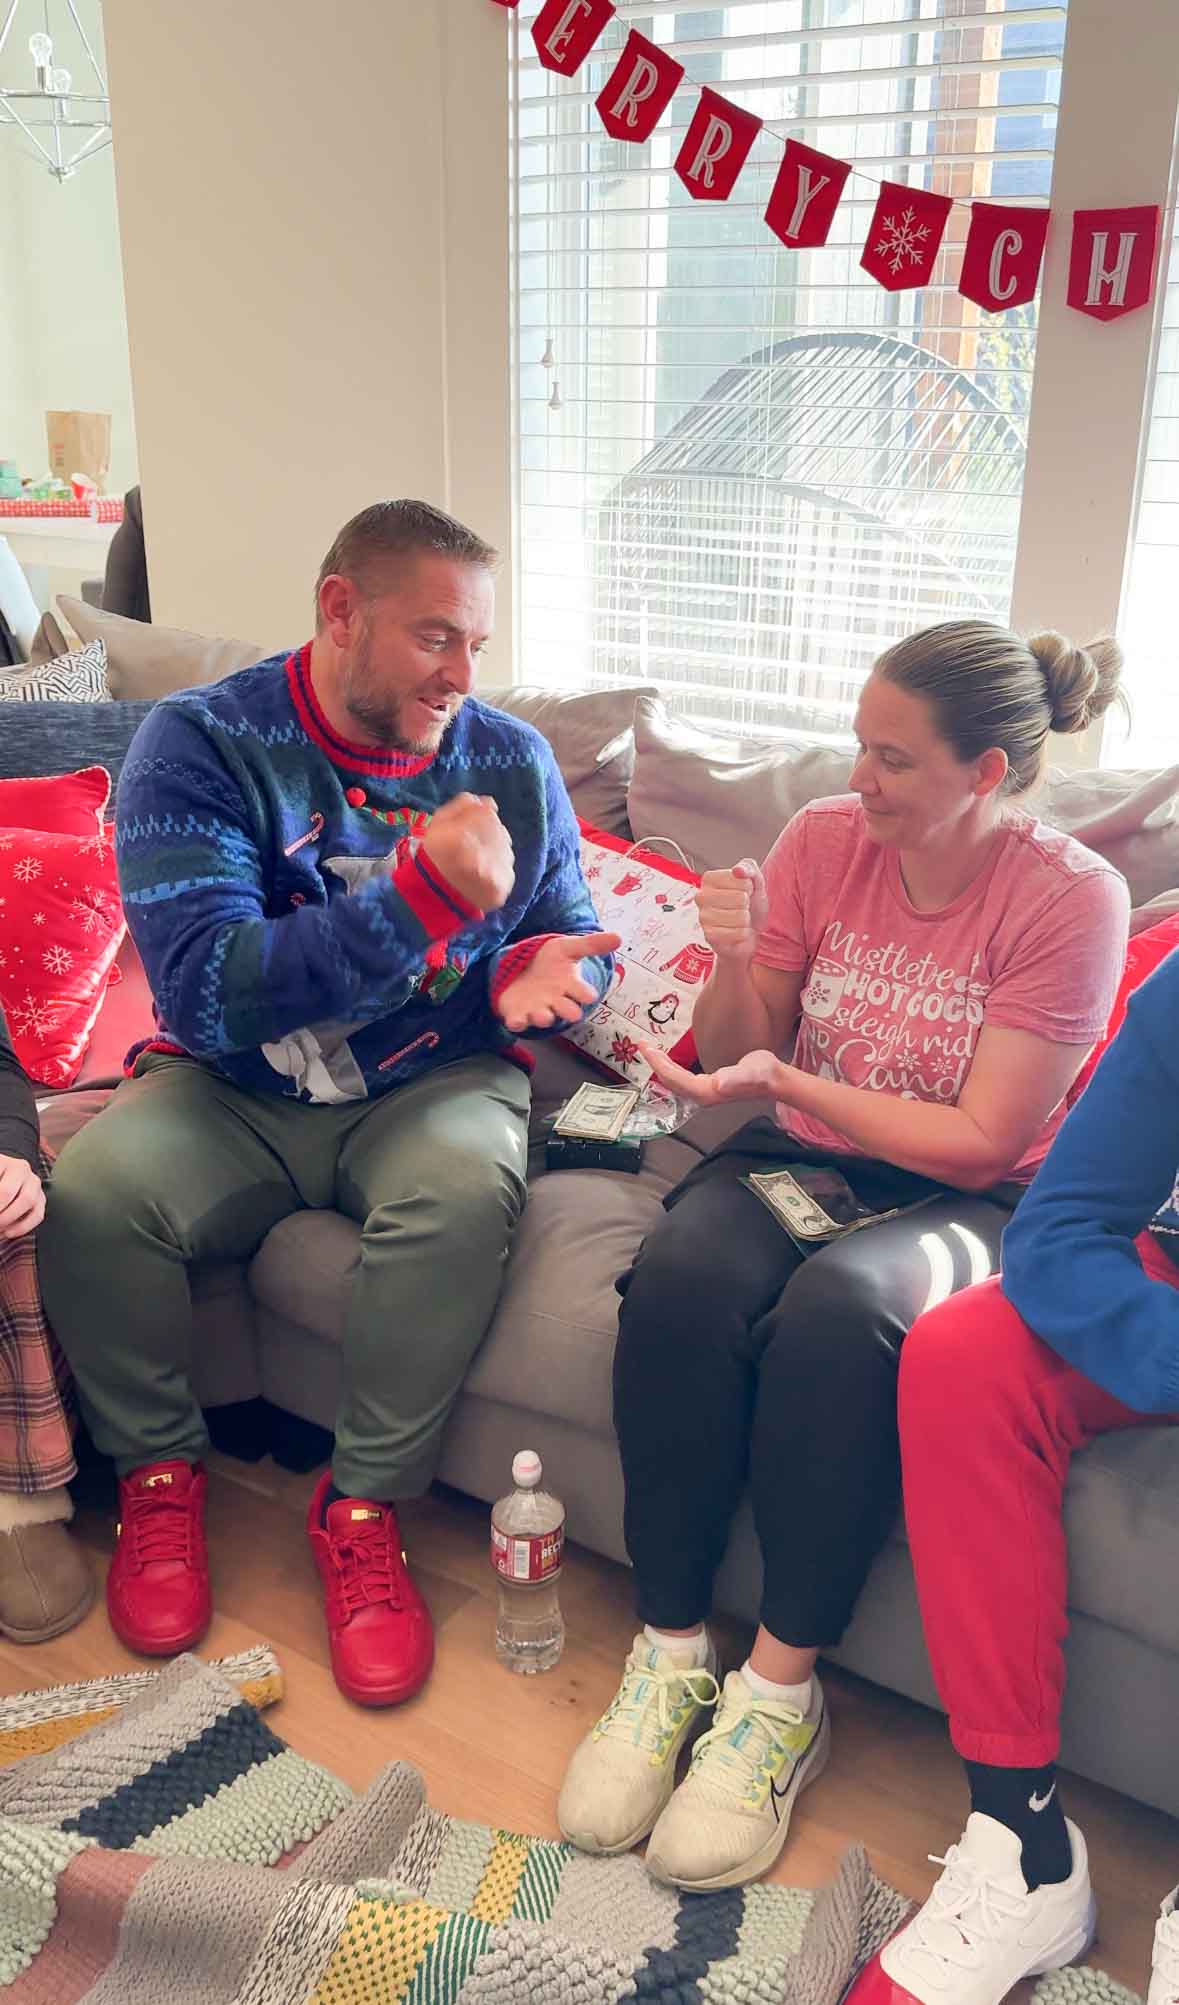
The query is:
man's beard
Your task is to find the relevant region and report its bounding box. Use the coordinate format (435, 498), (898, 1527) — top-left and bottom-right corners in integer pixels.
(341, 633), (459, 753)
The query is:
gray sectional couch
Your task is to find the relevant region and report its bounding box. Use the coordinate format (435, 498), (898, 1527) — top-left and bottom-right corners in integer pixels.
(13, 672), (1179, 1819)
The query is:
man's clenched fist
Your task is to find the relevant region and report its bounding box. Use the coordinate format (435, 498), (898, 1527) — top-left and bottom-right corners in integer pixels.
(421, 794), (516, 913)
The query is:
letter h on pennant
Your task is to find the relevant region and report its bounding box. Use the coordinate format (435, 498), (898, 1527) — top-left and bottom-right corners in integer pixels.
(1067, 205), (1162, 322)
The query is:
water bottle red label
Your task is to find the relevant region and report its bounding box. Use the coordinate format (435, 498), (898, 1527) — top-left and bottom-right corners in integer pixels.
(491, 1523), (564, 1584)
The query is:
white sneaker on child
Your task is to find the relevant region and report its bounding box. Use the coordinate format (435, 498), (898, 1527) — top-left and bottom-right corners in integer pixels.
(1148, 1887), (1179, 2005)
(845, 1812), (1095, 2004)
(558, 1632), (719, 1855)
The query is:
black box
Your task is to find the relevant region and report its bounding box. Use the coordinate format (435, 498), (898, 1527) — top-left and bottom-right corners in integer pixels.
(545, 1134), (643, 1174)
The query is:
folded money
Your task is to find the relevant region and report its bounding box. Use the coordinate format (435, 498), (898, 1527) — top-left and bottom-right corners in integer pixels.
(554, 1082), (640, 1142)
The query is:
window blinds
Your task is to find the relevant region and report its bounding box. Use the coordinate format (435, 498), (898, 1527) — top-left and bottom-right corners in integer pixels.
(511, 0), (1068, 736)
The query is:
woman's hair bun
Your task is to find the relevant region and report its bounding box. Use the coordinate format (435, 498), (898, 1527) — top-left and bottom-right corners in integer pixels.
(1027, 631), (1124, 736)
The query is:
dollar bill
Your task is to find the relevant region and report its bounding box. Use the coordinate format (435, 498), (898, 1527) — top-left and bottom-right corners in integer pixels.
(554, 1083), (640, 1142)
(745, 1165), (936, 1248)
(746, 1168), (841, 1240)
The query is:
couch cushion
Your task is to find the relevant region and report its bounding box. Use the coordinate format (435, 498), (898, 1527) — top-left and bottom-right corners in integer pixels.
(628, 697), (855, 872)
(1039, 762), (1179, 910)
(482, 685), (655, 837)
(0, 698), (155, 785)
(59, 595), (271, 702)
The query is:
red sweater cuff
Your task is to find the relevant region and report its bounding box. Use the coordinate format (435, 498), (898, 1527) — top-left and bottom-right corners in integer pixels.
(391, 848), (483, 942)
(489, 934), (560, 1009)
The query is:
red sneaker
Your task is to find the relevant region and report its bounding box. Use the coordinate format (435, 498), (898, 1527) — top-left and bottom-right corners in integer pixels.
(307, 1473), (434, 1707)
(107, 1460), (211, 1656)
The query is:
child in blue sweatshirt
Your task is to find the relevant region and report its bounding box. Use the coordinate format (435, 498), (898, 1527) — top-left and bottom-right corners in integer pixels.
(849, 948), (1179, 2005)
(39, 500), (616, 1709)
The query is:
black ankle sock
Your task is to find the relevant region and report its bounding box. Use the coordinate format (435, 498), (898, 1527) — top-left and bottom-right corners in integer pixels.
(964, 1760), (1072, 1891)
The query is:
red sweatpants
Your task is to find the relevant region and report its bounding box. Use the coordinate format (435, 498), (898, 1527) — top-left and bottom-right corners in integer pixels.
(899, 1235), (1179, 1769)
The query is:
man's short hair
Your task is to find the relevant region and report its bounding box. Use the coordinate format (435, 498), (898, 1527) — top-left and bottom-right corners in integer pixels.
(314, 500), (497, 624)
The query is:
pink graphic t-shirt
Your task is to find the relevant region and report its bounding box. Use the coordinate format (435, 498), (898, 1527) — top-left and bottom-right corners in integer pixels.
(753, 796), (1130, 1182)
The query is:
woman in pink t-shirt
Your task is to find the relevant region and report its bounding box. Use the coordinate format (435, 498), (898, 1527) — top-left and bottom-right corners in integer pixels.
(558, 619), (1130, 1892)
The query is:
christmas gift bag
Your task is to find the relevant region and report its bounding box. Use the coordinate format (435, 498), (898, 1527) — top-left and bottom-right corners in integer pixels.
(567, 820), (714, 1089)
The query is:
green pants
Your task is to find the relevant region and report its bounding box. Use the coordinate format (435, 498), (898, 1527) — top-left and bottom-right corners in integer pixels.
(38, 1052), (530, 1497)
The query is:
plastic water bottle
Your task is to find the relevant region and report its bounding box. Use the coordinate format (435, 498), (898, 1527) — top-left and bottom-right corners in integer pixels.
(491, 1449), (566, 1673)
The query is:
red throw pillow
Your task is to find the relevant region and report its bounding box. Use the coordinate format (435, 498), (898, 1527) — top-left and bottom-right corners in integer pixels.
(0, 765), (111, 839)
(0, 825), (126, 1088)
(1070, 911), (1179, 1104)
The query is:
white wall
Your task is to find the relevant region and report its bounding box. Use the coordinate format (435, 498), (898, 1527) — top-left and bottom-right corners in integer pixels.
(103, 0), (513, 663)
(0, 0), (137, 495)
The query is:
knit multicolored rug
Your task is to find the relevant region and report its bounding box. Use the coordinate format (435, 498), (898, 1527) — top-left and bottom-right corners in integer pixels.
(0, 1652), (1146, 2004)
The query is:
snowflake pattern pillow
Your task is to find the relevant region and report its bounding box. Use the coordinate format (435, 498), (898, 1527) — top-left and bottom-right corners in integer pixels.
(0, 824), (125, 1088)
(0, 638), (109, 704)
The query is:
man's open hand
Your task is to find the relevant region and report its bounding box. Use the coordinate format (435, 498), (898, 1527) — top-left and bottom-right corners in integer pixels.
(494, 932), (621, 1033)
(421, 795), (515, 913)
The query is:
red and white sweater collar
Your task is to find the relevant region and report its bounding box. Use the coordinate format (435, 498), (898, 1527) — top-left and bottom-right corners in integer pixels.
(286, 641), (439, 779)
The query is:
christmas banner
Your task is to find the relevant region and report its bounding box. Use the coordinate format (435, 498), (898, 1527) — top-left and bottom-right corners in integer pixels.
(959, 202), (1050, 313)
(860, 182), (953, 291)
(531, 0), (613, 76)
(489, 1), (1164, 324)
(674, 88), (762, 203)
(596, 30), (684, 144)
(765, 140), (852, 250)
(1067, 205), (1162, 321)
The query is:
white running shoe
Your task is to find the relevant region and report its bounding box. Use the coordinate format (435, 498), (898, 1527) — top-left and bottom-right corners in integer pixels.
(644, 1668), (830, 1891)
(1148, 1887), (1179, 2005)
(557, 1633), (720, 1856)
(845, 1812), (1096, 2005)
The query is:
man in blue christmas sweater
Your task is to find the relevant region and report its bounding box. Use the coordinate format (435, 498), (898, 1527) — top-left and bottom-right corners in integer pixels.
(40, 500), (617, 1705)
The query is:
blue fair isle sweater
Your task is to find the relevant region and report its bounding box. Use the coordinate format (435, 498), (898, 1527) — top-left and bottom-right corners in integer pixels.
(115, 645), (612, 1103)
(1002, 949), (1179, 1414)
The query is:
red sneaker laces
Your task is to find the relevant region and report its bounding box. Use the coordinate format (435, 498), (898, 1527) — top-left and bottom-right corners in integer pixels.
(328, 1517), (405, 1616)
(124, 1485), (194, 1566)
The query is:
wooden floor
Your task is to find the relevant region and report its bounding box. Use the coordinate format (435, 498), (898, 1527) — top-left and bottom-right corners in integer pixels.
(1, 1451), (1175, 2001)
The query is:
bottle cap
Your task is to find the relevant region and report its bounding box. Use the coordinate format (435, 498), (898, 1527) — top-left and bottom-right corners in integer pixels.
(512, 1449), (542, 1489)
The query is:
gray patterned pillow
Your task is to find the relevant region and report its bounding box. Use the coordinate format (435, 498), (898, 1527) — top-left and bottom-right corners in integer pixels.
(0, 638), (108, 704)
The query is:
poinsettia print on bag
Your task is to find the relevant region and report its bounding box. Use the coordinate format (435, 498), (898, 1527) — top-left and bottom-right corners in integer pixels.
(0, 825), (125, 1087)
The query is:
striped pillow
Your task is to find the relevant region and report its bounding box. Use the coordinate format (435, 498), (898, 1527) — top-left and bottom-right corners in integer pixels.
(0, 638), (108, 703)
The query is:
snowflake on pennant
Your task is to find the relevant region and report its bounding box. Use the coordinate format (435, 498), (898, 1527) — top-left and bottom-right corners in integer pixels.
(874, 206), (932, 277)
(11, 990), (59, 1042)
(13, 856), (43, 884)
(42, 943), (73, 975)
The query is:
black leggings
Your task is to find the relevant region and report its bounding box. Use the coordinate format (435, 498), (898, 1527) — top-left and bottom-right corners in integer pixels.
(613, 1125), (1012, 1648)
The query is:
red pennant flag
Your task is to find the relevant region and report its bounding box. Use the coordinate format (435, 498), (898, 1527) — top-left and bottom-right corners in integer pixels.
(596, 29), (683, 142)
(765, 140), (851, 249)
(1067, 205), (1161, 321)
(532, 0), (614, 76)
(959, 203), (1049, 313)
(861, 181), (953, 291)
(675, 88), (761, 202)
